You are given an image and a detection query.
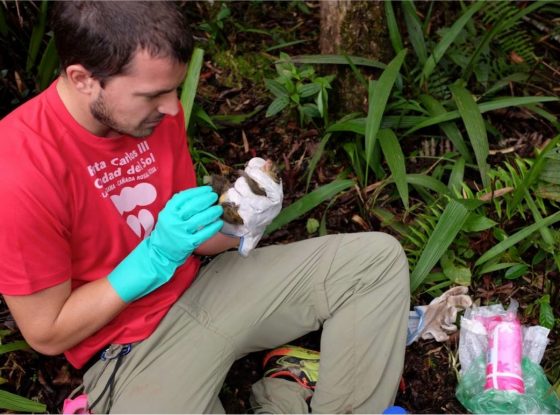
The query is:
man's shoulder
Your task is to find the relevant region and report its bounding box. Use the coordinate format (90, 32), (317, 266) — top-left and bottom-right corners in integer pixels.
(0, 88), (65, 152)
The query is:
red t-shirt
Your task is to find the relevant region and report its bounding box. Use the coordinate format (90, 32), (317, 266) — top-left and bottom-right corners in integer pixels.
(0, 80), (200, 368)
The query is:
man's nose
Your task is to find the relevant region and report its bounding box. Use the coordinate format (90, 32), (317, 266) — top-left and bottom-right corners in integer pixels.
(157, 92), (180, 116)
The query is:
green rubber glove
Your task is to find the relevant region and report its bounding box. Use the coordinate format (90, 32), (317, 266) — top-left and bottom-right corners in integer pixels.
(108, 186), (223, 303)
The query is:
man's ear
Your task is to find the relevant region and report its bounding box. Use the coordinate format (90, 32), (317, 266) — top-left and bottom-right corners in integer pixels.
(64, 64), (98, 95)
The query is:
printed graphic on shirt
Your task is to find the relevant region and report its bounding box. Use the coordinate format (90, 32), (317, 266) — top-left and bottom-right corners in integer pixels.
(86, 140), (158, 238)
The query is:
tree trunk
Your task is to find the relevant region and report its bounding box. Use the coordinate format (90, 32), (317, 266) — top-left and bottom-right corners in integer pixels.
(320, 0), (393, 114)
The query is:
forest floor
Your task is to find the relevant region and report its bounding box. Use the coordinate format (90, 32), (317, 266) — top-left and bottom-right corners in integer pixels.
(1, 2), (559, 414)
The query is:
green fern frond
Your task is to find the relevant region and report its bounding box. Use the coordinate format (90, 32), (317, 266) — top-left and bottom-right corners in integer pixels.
(481, 1), (537, 65)
(497, 30), (536, 64)
(482, 1), (519, 26)
(404, 200), (446, 268)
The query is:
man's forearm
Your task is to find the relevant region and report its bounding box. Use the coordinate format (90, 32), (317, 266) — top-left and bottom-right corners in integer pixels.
(4, 278), (126, 356)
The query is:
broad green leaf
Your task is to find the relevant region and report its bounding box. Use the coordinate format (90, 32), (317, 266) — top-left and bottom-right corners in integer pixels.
(538, 295), (555, 329)
(384, 1), (404, 54)
(510, 134), (560, 214)
(420, 95), (471, 162)
(440, 251), (471, 285)
(371, 207), (410, 237)
(475, 211), (560, 267)
(266, 179), (354, 233)
(290, 54), (386, 70)
(524, 190), (555, 248)
(0, 340), (29, 355)
(378, 129), (408, 209)
(0, 389), (46, 413)
(192, 104), (218, 130)
(265, 79), (289, 98)
(462, 213), (497, 232)
(266, 96), (290, 117)
(421, 1), (484, 82)
(402, 1), (427, 65)
(26, 1), (48, 71)
(410, 199), (472, 292)
(478, 262), (520, 275)
(37, 37), (59, 91)
(406, 174), (451, 196)
(328, 115), (427, 134)
(180, 48), (204, 129)
(450, 84), (490, 187)
(298, 83), (321, 98)
(365, 50), (407, 181)
(504, 264), (529, 280)
(448, 158), (465, 193)
(404, 96), (559, 136)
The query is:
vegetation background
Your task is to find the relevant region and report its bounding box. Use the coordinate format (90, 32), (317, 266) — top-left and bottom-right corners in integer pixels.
(0, 1), (559, 413)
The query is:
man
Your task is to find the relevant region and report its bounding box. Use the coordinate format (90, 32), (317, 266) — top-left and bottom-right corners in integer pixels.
(0, 2), (410, 413)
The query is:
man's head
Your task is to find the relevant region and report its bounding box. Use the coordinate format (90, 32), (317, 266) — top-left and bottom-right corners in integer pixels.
(51, 2), (193, 138)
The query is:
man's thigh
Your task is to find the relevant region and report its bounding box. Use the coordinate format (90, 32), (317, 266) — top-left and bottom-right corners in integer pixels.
(179, 235), (343, 355)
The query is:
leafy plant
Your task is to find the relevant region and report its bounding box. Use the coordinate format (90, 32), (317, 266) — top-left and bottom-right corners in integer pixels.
(265, 52), (335, 126)
(198, 2), (232, 45)
(179, 47), (223, 180)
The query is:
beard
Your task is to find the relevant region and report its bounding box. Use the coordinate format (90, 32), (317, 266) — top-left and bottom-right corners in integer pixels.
(90, 92), (157, 138)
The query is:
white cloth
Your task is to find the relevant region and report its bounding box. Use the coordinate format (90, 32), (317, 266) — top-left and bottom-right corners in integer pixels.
(221, 157), (283, 256)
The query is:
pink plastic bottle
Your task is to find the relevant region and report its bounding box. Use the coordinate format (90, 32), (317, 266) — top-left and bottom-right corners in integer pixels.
(483, 314), (525, 393)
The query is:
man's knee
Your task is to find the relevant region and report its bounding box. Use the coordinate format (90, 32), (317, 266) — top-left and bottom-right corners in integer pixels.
(351, 232), (409, 290)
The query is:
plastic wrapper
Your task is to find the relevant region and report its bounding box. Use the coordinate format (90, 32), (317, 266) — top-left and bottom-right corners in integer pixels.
(456, 300), (560, 414)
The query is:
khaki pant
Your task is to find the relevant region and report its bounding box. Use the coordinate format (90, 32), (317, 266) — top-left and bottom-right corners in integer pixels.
(83, 233), (410, 413)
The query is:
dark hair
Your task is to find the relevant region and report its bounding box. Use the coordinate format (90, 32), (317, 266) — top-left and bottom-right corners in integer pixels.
(51, 1), (193, 84)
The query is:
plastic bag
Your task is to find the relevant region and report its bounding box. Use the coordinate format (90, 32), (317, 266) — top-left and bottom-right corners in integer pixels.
(456, 299), (560, 414)
(456, 356), (560, 414)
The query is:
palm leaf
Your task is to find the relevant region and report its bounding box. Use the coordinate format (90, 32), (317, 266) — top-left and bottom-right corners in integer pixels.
(266, 179), (354, 233)
(509, 134), (560, 213)
(419, 94), (472, 162)
(384, 1), (404, 55)
(0, 390), (46, 413)
(37, 37), (59, 91)
(410, 199), (472, 292)
(180, 47), (205, 129)
(26, 1), (48, 71)
(378, 129), (408, 209)
(0, 341), (29, 355)
(402, 0), (427, 65)
(404, 96), (559, 136)
(406, 174), (451, 196)
(449, 84), (490, 187)
(475, 211), (560, 267)
(421, 1), (484, 83)
(290, 54), (386, 70)
(365, 50), (407, 182)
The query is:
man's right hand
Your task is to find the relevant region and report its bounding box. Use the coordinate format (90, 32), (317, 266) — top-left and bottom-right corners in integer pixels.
(108, 186), (223, 303)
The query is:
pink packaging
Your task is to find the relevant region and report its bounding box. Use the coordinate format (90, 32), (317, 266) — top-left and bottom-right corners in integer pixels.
(483, 314), (525, 393)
